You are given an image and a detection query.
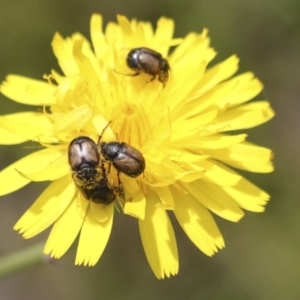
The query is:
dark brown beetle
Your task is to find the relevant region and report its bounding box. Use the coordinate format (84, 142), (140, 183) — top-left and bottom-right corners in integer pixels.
(68, 136), (116, 204)
(126, 47), (170, 86)
(100, 141), (146, 178)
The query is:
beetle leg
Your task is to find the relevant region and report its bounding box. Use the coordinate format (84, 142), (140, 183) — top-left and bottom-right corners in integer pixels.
(107, 161), (112, 174)
(115, 183), (125, 198)
(113, 69), (140, 77)
(126, 72), (140, 77)
(113, 171), (124, 199)
(158, 73), (168, 87)
(145, 75), (157, 84)
(117, 171), (122, 189)
(100, 160), (107, 177)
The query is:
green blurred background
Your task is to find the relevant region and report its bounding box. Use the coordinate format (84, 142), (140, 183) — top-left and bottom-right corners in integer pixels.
(0, 0), (299, 299)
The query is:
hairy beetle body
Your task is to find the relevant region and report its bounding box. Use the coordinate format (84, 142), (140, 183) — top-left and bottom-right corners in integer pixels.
(68, 136), (116, 204)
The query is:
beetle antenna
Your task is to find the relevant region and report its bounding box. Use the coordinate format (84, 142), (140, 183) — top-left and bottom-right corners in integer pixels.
(98, 120), (112, 144)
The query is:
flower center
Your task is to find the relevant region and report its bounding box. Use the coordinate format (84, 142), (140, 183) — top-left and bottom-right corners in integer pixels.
(110, 103), (150, 148)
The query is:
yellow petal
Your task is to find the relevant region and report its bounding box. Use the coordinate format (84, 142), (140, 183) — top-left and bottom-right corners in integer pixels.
(21, 153), (69, 182)
(89, 201), (111, 222)
(200, 134), (247, 149)
(171, 134), (246, 150)
(172, 110), (218, 135)
(176, 162), (207, 183)
(207, 101), (275, 132)
(139, 191), (178, 279)
(164, 146), (208, 162)
(0, 127), (27, 145)
(53, 105), (92, 135)
(153, 17), (175, 55)
(146, 158), (205, 187)
(75, 202), (114, 266)
(167, 61), (206, 111)
(14, 176), (75, 238)
(117, 15), (135, 45)
(105, 19), (122, 47)
(0, 112), (52, 142)
(183, 180), (244, 222)
(90, 14), (107, 58)
(183, 73), (239, 116)
(72, 39), (100, 80)
(217, 72), (263, 107)
(124, 190), (146, 220)
(206, 142), (274, 173)
(152, 186), (174, 209)
(172, 108), (219, 135)
(51, 33), (79, 76)
(173, 187), (224, 255)
(196, 55), (239, 97)
(0, 148), (65, 196)
(199, 160), (241, 187)
(44, 195), (86, 258)
(170, 30), (213, 68)
(0, 75), (56, 105)
(224, 177), (270, 212)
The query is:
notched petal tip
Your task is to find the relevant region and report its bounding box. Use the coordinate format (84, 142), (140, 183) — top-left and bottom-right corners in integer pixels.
(75, 257), (97, 267)
(75, 203), (114, 268)
(117, 14), (131, 29)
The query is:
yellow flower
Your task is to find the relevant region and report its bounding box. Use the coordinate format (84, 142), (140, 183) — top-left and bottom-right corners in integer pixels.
(0, 14), (274, 279)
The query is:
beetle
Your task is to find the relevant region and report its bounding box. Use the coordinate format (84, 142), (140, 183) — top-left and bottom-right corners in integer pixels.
(97, 121), (146, 178)
(68, 136), (116, 204)
(100, 141), (146, 178)
(126, 47), (170, 86)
